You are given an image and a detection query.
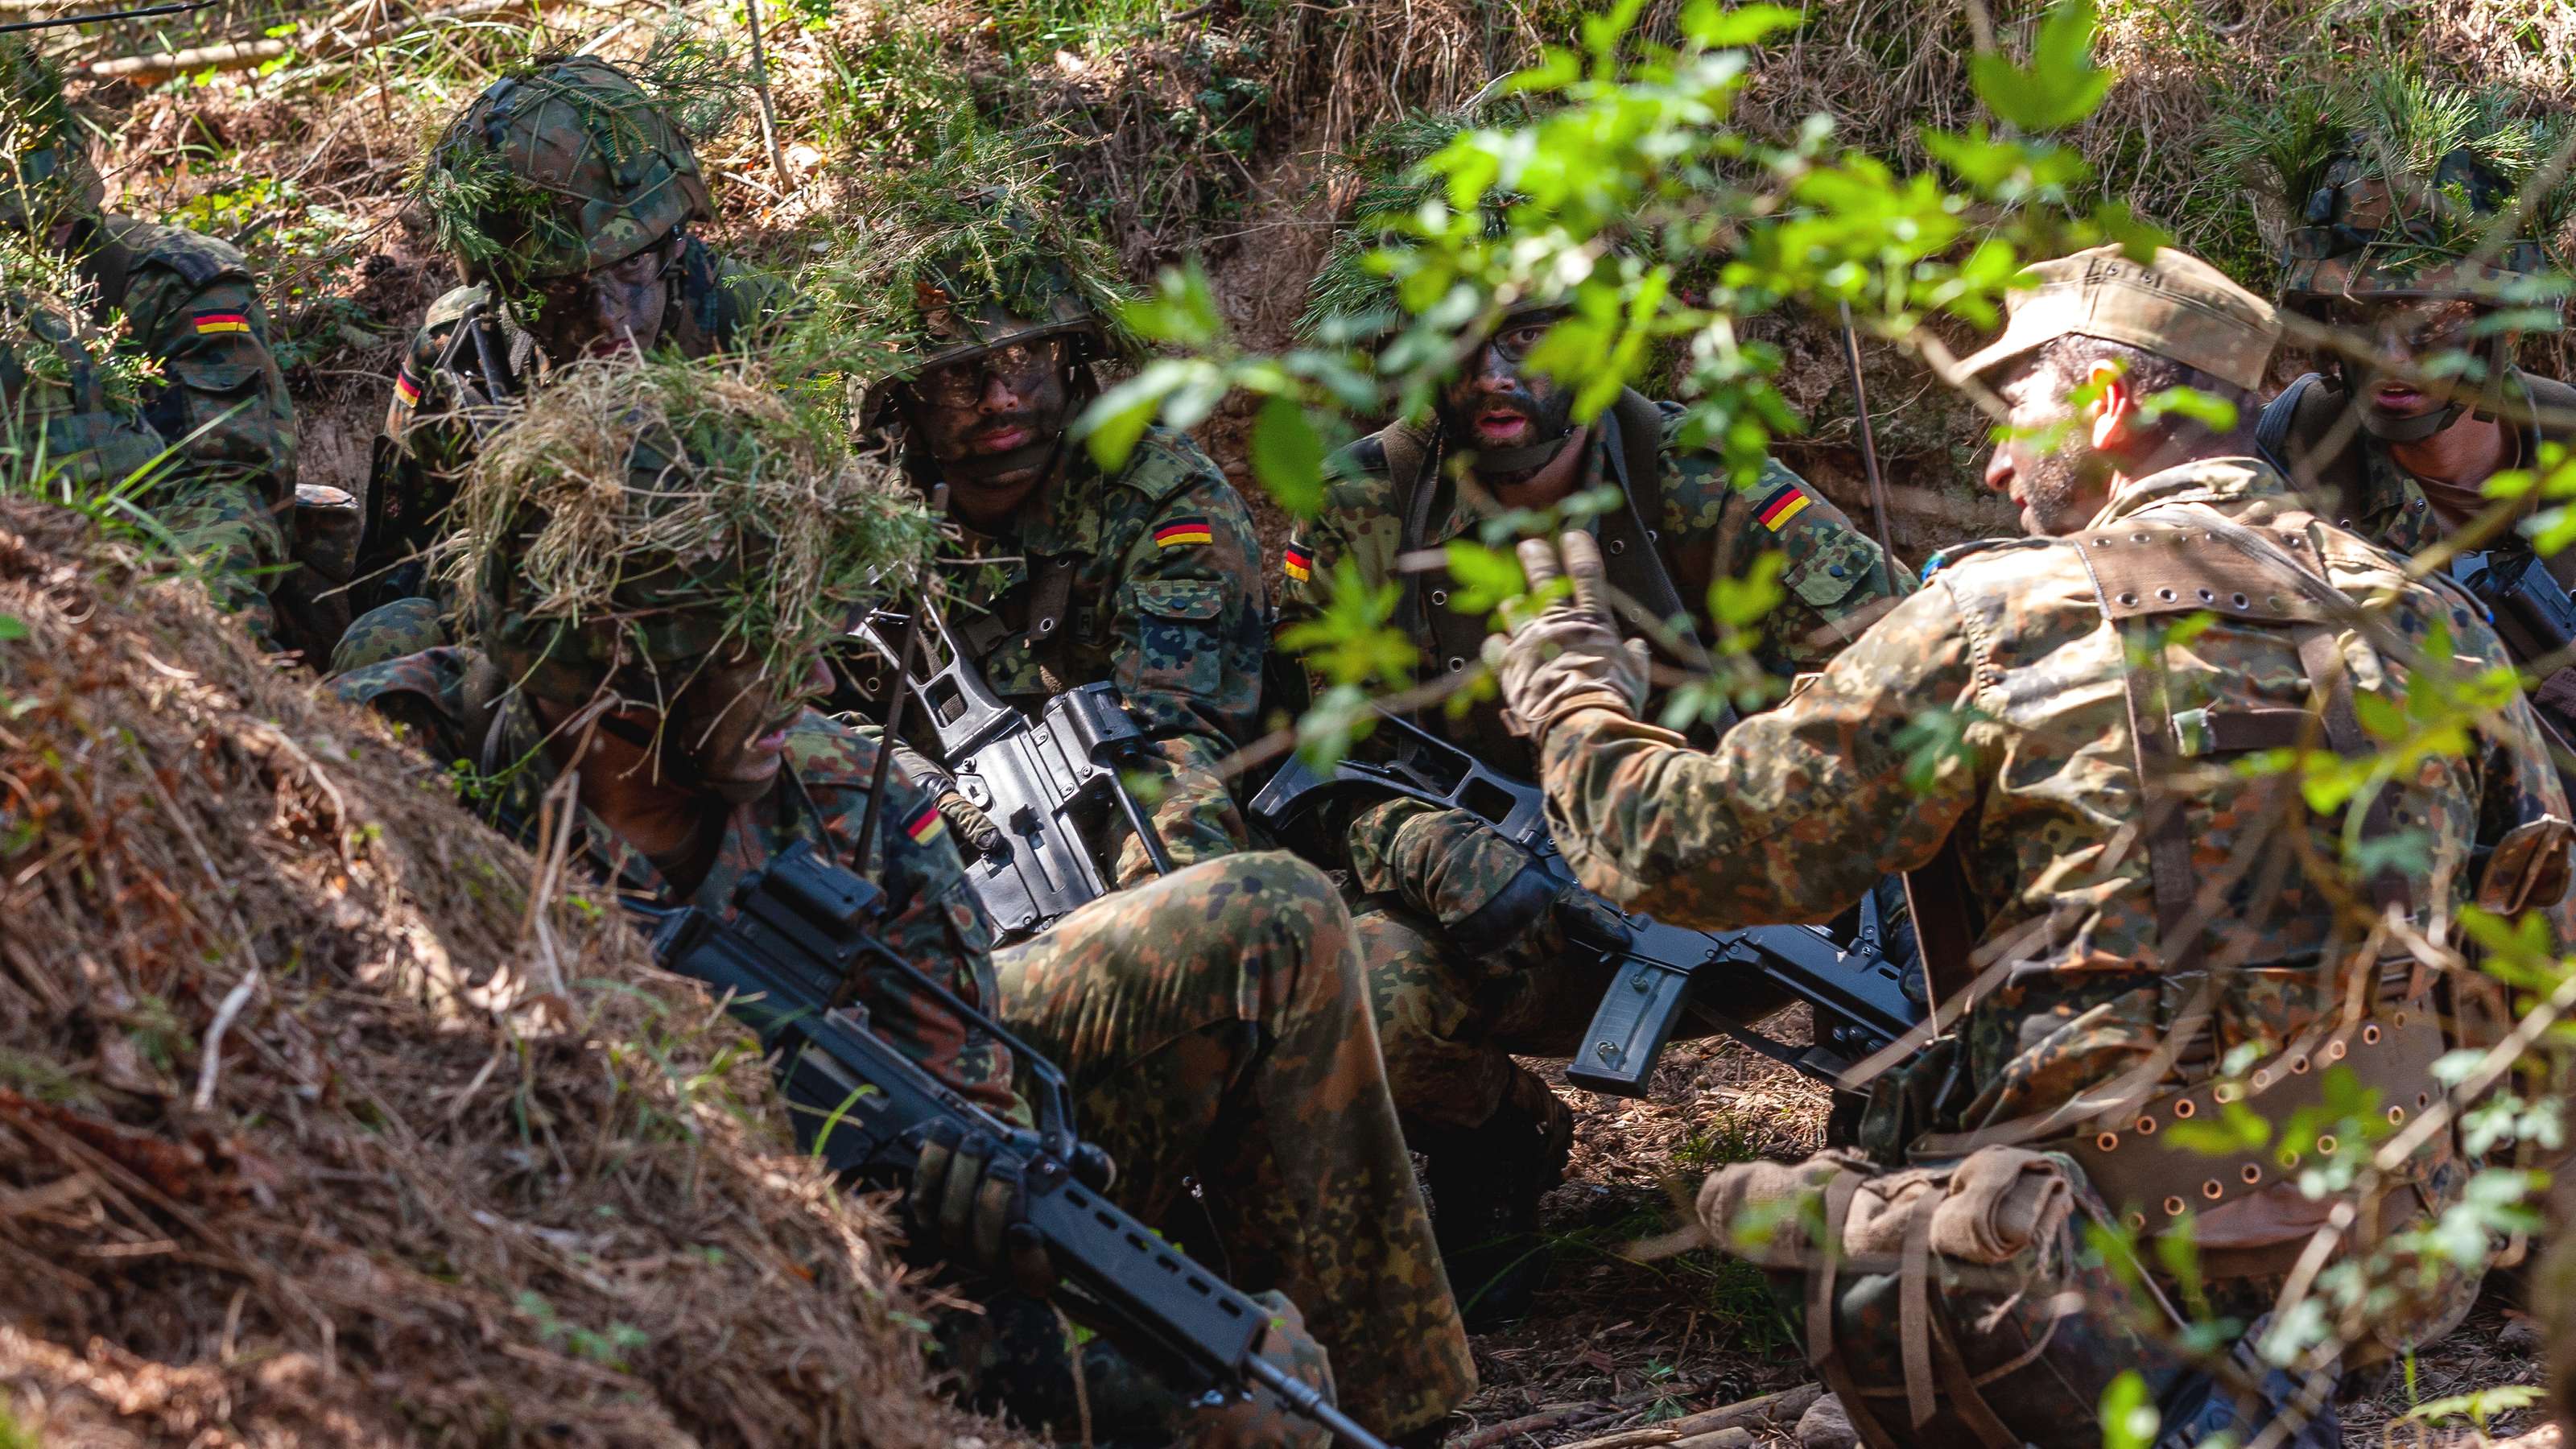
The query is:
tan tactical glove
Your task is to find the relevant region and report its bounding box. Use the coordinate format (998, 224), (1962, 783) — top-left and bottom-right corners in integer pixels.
(891, 741), (1005, 859)
(909, 1121), (1058, 1297)
(1484, 530), (1650, 742)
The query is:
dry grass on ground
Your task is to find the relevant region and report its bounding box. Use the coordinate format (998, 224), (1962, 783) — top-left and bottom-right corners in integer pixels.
(0, 497), (1007, 1446)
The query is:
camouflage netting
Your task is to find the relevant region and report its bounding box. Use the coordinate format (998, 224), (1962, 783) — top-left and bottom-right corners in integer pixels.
(448, 353), (938, 704)
(1297, 105), (1514, 345)
(814, 122), (1139, 387)
(409, 38), (741, 285)
(0, 494), (1011, 1447)
(2217, 68), (2576, 297)
(0, 35), (94, 234)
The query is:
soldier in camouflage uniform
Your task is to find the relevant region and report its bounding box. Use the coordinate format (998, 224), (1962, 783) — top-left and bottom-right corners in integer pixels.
(840, 163), (1264, 886)
(2236, 78), (2576, 744)
(335, 356), (1472, 1444)
(1494, 245), (2576, 1447)
(0, 275), (167, 494)
(341, 54), (791, 670)
(1270, 111), (1911, 1320)
(2, 37), (295, 644)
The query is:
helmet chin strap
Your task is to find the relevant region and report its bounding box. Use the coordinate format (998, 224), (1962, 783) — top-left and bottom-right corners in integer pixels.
(1460, 423), (1579, 477)
(2355, 397), (2463, 443)
(2341, 329), (2512, 444)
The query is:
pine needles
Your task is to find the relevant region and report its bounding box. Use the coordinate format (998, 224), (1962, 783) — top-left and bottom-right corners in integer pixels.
(2216, 66), (2576, 263)
(818, 119), (1137, 374)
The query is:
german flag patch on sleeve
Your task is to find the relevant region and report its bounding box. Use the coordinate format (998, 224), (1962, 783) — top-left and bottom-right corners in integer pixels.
(1754, 481), (1813, 532)
(1282, 541), (1312, 584)
(191, 311), (252, 336)
(392, 366), (423, 408)
(1154, 516), (1214, 549)
(903, 802), (947, 847)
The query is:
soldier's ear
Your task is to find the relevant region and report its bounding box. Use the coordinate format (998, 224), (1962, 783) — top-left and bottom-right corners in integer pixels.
(2087, 361), (2138, 452)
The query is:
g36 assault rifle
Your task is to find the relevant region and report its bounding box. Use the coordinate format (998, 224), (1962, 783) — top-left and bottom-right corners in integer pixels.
(845, 594), (1174, 943)
(1249, 712), (1923, 1095)
(629, 839), (1386, 1449)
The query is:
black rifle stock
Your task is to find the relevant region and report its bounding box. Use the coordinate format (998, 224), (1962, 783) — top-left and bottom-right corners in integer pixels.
(629, 840), (1385, 1449)
(847, 595), (1174, 943)
(1248, 713), (1922, 1095)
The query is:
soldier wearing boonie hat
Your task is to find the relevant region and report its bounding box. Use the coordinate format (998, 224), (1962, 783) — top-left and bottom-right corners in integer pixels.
(1484, 241), (2571, 1447)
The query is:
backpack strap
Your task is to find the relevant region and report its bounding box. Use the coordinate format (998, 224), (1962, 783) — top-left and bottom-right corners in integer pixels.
(2252, 371), (2315, 477)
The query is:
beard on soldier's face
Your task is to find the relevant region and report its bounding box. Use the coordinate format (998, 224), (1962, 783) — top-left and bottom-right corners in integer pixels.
(1439, 379), (1575, 463)
(2009, 434), (2114, 536)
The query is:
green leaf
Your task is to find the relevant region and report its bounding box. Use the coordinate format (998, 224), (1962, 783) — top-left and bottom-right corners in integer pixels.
(1444, 539), (1531, 616)
(2099, 1371), (2159, 1449)
(1708, 549), (1784, 630)
(1971, 0), (2113, 134)
(1250, 395), (1327, 518)
(2138, 386), (2240, 431)
(1074, 363), (1185, 470)
(0, 614), (25, 643)
(1678, 2), (1805, 47)
(2163, 1098), (2271, 1156)
(1120, 262), (1225, 348)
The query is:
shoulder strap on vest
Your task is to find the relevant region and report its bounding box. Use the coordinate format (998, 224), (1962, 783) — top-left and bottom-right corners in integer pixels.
(2252, 372), (2316, 477)
(2256, 374), (2368, 519)
(1595, 394), (1707, 672)
(1610, 390), (1668, 505)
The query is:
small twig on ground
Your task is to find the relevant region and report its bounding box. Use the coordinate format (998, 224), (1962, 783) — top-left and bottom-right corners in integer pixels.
(1455, 1377), (1739, 1449)
(740, 0), (790, 189)
(85, 0), (530, 80)
(1553, 1384), (1824, 1449)
(192, 967), (262, 1111)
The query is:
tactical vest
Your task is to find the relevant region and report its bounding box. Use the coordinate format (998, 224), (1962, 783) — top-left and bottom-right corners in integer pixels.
(1373, 390), (1711, 766)
(1895, 505), (2492, 1233)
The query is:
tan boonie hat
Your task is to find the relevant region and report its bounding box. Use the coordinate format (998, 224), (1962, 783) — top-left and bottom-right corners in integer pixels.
(1951, 245), (2281, 394)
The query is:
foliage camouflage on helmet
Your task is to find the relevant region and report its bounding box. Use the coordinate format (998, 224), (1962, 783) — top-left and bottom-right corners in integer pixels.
(0, 230), (165, 489)
(833, 122), (1137, 394)
(413, 44), (733, 287)
(451, 354), (937, 706)
(0, 36), (95, 233)
(2220, 71), (2574, 312)
(1298, 101), (1542, 346)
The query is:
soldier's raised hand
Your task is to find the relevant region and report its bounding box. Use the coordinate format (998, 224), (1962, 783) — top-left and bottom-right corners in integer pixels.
(1483, 530), (1650, 741)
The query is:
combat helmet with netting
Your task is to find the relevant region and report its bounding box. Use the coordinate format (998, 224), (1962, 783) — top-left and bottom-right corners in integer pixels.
(0, 232), (163, 489)
(415, 50), (728, 288)
(2223, 70), (2573, 436)
(840, 126), (1137, 419)
(452, 354), (935, 707)
(1298, 99), (1550, 349)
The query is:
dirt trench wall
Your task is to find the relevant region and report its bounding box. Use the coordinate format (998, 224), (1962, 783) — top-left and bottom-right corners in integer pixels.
(0, 497), (1003, 1447)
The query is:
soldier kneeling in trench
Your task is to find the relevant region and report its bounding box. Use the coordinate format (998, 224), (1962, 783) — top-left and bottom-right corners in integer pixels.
(331, 354), (1475, 1447)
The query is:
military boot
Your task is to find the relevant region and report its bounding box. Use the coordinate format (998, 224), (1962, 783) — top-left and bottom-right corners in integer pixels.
(1418, 1070), (1573, 1328)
